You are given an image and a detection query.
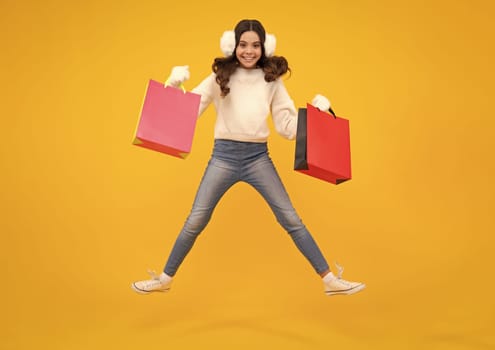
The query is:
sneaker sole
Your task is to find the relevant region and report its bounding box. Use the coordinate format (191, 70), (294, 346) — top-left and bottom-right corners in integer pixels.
(325, 283), (366, 296)
(131, 283), (170, 295)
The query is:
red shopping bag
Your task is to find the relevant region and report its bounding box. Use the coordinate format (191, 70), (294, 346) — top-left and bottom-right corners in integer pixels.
(133, 79), (201, 158)
(294, 103), (351, 184)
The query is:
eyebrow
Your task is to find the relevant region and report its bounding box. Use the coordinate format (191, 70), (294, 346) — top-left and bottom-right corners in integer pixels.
(239, 40), (262, 44)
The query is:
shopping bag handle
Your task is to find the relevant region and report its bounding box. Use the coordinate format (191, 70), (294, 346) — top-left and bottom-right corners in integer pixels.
(316, 106), (336, 118)
(328, 107), (336, 119)
(164, 79), (187, 93)
(313, 103), (337, 119)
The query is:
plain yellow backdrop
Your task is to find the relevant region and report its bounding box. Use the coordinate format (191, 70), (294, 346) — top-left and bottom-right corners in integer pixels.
(2, 0), (494, 349)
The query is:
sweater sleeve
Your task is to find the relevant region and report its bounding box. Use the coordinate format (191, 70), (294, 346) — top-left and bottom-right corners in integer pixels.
(191, 73), (217, 117)
(270, 79), (298, 140)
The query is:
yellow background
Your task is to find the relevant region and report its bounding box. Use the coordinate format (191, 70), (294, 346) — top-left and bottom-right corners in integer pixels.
(2, 0), (494, 349)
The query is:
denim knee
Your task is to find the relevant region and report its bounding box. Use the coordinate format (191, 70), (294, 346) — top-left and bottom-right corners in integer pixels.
(182, 209), (211, 235)
(277, 210), (305, 234)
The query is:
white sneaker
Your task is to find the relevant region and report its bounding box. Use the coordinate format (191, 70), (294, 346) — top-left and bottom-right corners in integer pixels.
(131, 270), (172, 294)
(323, 263), (365, 296)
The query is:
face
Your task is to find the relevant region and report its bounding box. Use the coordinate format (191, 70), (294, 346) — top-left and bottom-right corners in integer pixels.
(235, 31), (262, 69)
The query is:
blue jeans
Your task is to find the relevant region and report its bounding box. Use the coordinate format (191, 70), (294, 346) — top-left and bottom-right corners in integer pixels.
(164, 139), (329, 276)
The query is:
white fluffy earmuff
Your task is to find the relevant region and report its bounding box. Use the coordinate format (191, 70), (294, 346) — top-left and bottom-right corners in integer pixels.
(264, 33), (276, 57)
(220, 30), (276, 57)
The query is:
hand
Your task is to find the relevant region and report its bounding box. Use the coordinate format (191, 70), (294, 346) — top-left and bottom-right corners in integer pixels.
(311, 94), (331, 112)
(166, 65), (190, 87)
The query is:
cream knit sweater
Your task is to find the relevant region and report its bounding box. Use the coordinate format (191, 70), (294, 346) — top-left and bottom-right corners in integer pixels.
(191, 67), (298, 142)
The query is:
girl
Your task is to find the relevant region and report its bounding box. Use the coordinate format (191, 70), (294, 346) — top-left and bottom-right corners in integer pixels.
(132, 19), (365, 296)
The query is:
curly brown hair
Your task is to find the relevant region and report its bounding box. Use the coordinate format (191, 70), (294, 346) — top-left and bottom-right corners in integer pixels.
(212, 19), (290, 97)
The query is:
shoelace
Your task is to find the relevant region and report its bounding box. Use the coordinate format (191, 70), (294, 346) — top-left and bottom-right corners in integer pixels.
(141, 270), (162, 288)
(147, 269), (160, 280)
(334, 262), (353, 287)
(335, 262), (344, 279)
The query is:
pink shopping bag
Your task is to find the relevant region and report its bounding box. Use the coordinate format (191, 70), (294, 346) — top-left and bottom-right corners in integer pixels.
(133, 79), (201, 158)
